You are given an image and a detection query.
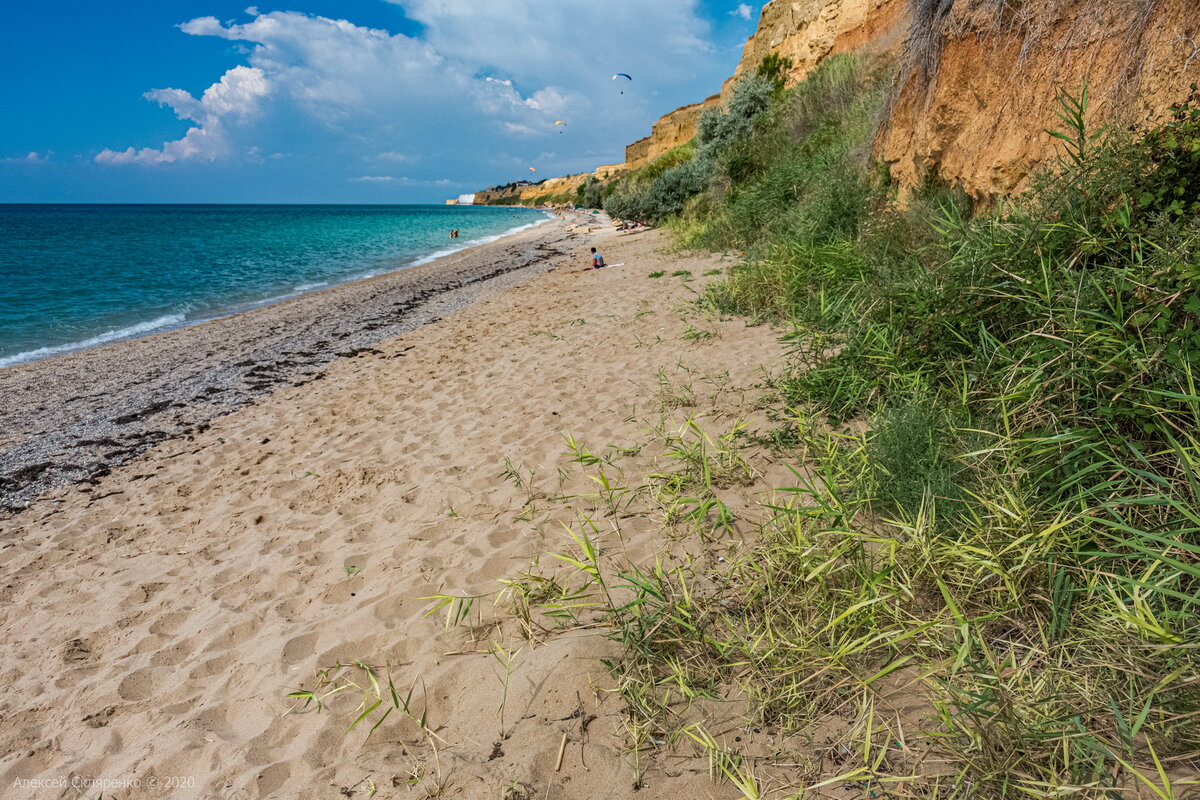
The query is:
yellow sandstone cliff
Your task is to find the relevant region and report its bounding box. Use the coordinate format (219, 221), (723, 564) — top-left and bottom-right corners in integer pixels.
(880, 0), (1200, 200)
(472, 173), (591, 206)
(621, 94), (724, 172)
(726, 0), (907, 95)
(614, 0), (908, 178)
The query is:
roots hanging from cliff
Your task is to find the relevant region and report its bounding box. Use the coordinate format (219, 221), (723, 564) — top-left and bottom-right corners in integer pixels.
(906, 0), (956, 81)
(895, 0), (1177, 112)
(874, 0), (1196, 202)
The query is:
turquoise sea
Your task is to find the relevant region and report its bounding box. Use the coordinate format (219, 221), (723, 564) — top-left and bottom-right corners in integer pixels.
(0, 204), (550, 368)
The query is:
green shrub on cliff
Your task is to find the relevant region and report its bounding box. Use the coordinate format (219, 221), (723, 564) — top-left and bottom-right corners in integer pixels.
(681, 54), (885, 249)
(603, 75), (776, 222)
(756, 52), (794, 93)
(574, 176), (604, 209)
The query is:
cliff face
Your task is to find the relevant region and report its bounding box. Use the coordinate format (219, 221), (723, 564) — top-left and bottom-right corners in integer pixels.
(729, 0), (1199, 200)
(608, 0), (906, 180)
(472, 173), (591, 206)
(616, 0), (1199, 200)
(727, 0), (907, 94)
(880, 0), (1200, 200)
(622, 94), (723, 172)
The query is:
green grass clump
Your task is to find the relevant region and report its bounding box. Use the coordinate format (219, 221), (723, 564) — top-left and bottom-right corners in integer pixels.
(666, 72), (1200, 793)
(865, 396), (970, 520)
(532, 66), (1200, 795)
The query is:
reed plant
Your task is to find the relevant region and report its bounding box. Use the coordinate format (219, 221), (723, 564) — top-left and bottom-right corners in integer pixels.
(664, 60), (1200, 794)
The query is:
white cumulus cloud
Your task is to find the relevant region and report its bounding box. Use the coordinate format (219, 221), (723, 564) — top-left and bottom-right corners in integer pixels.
(97, 65), (269, 165)
(732, 4), (754, 21)
(394, 0), (714, 86)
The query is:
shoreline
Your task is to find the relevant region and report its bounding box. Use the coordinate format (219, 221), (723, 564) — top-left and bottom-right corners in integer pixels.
(0, 210), (553, 371)
(0, 209), (596, 513)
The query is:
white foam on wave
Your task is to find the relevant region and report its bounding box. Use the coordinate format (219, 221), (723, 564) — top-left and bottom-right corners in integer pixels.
(0, 313), (188, 369)
(409, 216), (553, 267)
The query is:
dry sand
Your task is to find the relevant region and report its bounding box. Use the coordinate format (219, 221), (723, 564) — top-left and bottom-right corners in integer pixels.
(0, 225), (792, 799)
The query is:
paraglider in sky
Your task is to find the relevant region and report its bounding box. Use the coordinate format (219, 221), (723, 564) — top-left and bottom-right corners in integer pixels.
(613, 73), (632, 94)
(528, 167), (537, 173)
(554, 120), (567, 134)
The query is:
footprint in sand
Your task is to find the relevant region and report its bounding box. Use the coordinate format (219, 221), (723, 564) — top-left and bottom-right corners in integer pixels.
(367, 596), (407, 629)
(189, 654), (231, 680)
(281, 632), (319, 665)
(82, 705), (118, 728)
(148, 609), (191, 635)
(202, 618), (261, 653)
(62, 637), (94, 665)
(320, 580), (359, 605)
(150, 639), (195, 667)
(117, 666), (165, 701)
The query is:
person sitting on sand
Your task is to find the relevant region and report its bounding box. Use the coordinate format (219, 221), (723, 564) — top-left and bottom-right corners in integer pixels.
(590, 247), (606, 269)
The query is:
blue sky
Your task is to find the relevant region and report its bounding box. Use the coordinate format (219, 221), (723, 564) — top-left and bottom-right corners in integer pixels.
(1, 1), (761, 203)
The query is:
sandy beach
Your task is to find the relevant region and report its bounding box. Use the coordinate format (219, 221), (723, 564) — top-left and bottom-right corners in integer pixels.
(1, 223), (788, 799)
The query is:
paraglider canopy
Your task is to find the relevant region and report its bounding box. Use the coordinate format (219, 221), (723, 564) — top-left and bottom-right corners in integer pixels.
(554, 120), (567, 126)
(528, 167), (537, 172)
(612, 73), (632, 81)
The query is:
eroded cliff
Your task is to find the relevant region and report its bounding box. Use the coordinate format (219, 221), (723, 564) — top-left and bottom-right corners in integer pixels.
(472, 173), (591, 206)
(617, 0), (907, 177)
(881, 0), (1200, 199)
(727, 0), (907, 93)
(621, 94), (723, 172)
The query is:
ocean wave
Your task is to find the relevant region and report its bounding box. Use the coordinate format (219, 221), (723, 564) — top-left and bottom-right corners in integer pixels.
(409, 216), (553, 267)
(0, 314), (188, 369)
